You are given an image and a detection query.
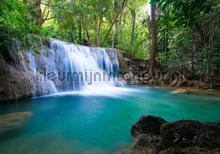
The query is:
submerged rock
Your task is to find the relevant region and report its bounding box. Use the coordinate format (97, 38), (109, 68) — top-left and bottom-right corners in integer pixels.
(119, 116), (220, 154)
(170, 88), (190, 94)
(0, 112), (32, 134)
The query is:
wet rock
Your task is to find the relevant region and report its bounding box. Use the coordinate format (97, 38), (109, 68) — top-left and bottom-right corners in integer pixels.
(160, 147), (220, 154)
(133, 134), (162, 153)
(171, 88), (190, 94)
(160, 120), (220, 149)
(117, 149), (147, 154)
(196, 123), (220, 149)
(0, 63), (34, 102)
(124, 73), (134, 83)
(0, 48), (37, 102)
(0, 112), (32, 134)
(160, 120), (204, 148)
(131, 116), (167, 138)
(119, 52), (130, 73)
(120, 116), (220, 154)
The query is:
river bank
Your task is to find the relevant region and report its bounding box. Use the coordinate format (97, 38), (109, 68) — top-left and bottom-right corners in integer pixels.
(119, 53), (220, 92)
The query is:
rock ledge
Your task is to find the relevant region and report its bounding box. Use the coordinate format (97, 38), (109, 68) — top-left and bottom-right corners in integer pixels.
(118, 116), (220, 154)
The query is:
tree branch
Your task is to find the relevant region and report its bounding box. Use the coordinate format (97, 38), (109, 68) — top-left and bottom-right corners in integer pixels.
(29, 0), (41, 12)
(103, 0), (128, 42)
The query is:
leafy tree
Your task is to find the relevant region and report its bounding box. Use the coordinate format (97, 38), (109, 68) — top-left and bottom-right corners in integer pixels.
(0, 0), (38, 49)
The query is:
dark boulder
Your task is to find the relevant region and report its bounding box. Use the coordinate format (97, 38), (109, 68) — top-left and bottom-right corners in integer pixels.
(160, 147), (220, 154)
(119, 116), (220, 154)
(131, 116), (167, 138)
(196, 123), (220, 149)
(160, 120), (203, 148)
(133, 134), (162, 153)
(160, 120), (220, 149)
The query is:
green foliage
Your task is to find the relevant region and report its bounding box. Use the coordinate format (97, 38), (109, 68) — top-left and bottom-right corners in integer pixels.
(0, 0), (39, 50)
(0, 0), (219, 83)
(41, 0), (150, 59)
(0, 0), (150, 58)
(157, 0), (220, 82)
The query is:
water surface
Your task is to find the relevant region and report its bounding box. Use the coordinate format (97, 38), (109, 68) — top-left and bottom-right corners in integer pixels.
(0, 86), (220, 154)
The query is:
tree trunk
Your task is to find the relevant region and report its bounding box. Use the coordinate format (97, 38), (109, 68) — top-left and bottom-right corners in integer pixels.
(78, 16), (82, 43)
(191, 42), (195, 76)
(131, 9), (136, 54)
(96, 14), (103, 46)
(112, 0), (120, 48)
(23, 0), (27, 4)
(82, 23), (91, 42)
(149, 4), (158, 77)
(36, 0), (42, 26)
(112, 19), (120, 48)
(103, 0), (128, 43)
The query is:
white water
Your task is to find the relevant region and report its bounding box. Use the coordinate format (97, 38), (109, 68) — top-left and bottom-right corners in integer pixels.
(27, 39), (124, 95)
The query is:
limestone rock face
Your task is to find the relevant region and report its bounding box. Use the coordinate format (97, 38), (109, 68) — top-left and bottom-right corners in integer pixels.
(0, 49), (35, 102)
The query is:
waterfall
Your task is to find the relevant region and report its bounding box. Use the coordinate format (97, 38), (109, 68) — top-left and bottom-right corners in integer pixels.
(27, 39), (123, 95)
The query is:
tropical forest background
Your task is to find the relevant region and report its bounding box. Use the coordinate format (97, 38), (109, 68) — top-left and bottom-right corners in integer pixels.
(0, 0), (220, 86)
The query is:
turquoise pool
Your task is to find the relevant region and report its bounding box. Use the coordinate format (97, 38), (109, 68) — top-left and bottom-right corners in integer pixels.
(0, 86), (220, 154)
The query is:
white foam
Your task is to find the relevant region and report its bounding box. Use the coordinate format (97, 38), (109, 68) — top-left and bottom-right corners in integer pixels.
(35, 86), (140, 98)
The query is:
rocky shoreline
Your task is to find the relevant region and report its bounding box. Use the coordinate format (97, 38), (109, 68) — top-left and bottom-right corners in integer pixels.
(119, 54), (220, 90)
(118, 116), (220, 154)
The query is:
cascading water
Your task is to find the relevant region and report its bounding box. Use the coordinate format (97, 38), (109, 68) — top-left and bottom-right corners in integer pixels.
(27, 39), (124, 95)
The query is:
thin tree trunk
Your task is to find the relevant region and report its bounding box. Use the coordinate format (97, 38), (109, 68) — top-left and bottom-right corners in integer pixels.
(112, 0), (120, 48)
(78, 13), (82, 44)
(23, 0), (27, 4)
(96, 14), (103, 46)
(131, 9), (136, 54)
(165, 8), (169, 55)
(84, 27), (90, 42)
(103, 0), (128, 43)
(112, 19), (120, 48)
(81, 14), (90, 42)
(206, 20), (213, 82)
(78, 16), (82, 43)
(149, 4), (158, 77)
(36, 0), (42, 26)
(191, 41), (195, 75)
